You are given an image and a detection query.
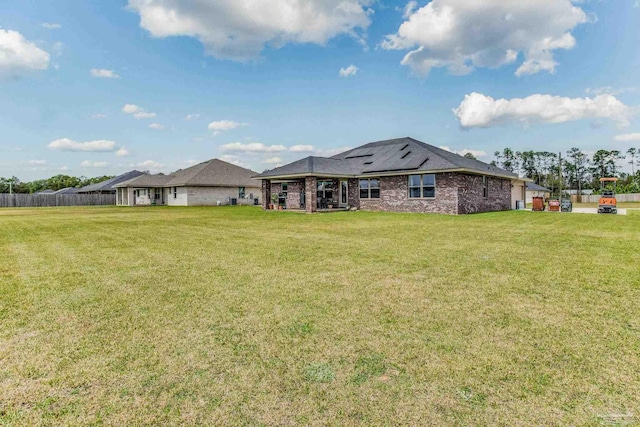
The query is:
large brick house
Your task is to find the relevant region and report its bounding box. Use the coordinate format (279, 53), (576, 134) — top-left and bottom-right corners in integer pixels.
(255, 137), (526, 215)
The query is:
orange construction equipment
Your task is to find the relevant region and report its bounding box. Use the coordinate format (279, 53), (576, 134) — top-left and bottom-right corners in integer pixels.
(598, 178), (618, 214)
(532, 196), (545, 211)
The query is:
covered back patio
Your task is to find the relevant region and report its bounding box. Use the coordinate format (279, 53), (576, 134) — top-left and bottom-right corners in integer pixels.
(262, 176), (359, 213)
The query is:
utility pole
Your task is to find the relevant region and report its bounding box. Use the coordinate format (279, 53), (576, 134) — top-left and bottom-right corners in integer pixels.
(558, 152), (562, 200)
(9, 180), (13, 194)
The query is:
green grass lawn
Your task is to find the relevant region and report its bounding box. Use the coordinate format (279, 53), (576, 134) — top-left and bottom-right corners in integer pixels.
(1, 207), (639, 426)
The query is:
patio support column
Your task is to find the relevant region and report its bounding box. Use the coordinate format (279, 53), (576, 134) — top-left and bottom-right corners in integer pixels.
(305, 176), (317, 213)
(262, 179), (271, 210)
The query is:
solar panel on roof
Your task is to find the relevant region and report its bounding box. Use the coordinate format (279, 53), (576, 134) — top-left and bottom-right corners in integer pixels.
(345, 147), (377, 158)
(364, 153), (429, 173)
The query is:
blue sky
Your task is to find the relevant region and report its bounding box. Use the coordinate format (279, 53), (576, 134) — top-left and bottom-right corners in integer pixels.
(1, 0), (639, 180)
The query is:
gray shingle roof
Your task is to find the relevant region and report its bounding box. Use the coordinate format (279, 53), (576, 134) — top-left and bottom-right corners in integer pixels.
(256, 137), (518, 179)
(77, 170), (145, 193)
(116, 159), (260, 188)
(53, 187), (79, 195)
(526, 182), (551, 192)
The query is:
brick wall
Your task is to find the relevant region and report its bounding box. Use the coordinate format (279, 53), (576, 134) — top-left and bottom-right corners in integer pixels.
(269, 180), (305, 209)
(357, 173), (511, 215)
(305, 176), (317, 213)
(263, 173), (511, 214)
(457, 175), (511, 214)
(261, 180), (271, 209)
(348, 178), (360, 209)
(359, 174), (459, 214)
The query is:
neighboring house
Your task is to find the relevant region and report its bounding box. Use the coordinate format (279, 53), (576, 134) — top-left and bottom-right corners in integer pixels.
(76, 170), (146, 194)
(525, 182), (552, 203)
(115, 159), (261, 207)
(255, 137), (530, 215)
(35, 187), (78, 195)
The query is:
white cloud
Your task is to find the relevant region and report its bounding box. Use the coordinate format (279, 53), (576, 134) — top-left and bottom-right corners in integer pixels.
(91, 68), (120, 79)
(439, 146), (487, 158)
(134, 112), (157, 119)
(28, 160), (47, 166)
(48, 138), (118, 152)
(290, 144), (315, 152)
(115, 148), (130, 157)
(315, 146), (354, 157)
(80, 161), (110, 168)
(459, 149), (487, 158)
(263, 157), (283, 166)
(127, 0), (371, 61)
(382, 0), (590, 76)
(339, 64), (358, 77)
(59, 166), (69, 171)
(52, 41), (64, 56)
(614, 133), (640, 142)
(42, 23), (62, 30)
(0, 29), (50, 77)
(586, 86), (636, 96)
(402, 1), (418, 19)
(122, 104), (141, 114)
(221, 142), (286, 153)
(208, 120), (246, 131)
(149, 123), (165, 130)
(453, 92), (632, 129)
(132, 160), (164, 170)
(185, 113), (200, 120)
(122, 104), (156, 119)
(91, 113), (107, 119)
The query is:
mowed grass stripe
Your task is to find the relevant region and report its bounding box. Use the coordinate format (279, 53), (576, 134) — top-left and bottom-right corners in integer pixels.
(0, 206), (638, 426)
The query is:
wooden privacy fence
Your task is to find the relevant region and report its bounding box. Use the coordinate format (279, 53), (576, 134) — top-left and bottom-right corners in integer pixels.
(572, 193), (640, 203)
(0, 194), (116, 208)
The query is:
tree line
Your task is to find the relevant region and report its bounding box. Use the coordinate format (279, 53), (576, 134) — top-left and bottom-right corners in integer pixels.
(485, 147), (640, 194)
(0, 174), (114, 194)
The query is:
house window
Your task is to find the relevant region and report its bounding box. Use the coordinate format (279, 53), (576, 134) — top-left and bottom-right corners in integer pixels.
(359, 178), (380, 199)
(239, 187), (246, 198)
(483, 176), (488, 198)
(173, 187), (177, 199)
(282, 183), (288, 197)
(155, 189), (161, 200)
(409, 174), (436, 198)
(317, 180), (334, 200)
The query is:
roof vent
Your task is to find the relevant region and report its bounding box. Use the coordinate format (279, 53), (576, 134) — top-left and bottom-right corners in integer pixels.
(400, 144), (409, 151)
(401, 151), (411, 159)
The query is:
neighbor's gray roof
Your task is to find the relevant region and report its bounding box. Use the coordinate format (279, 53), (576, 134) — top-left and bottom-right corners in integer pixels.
(53, 187), (79, 195)
(116, 159), (260, 188)
(117, 174), (173, 187)
(256, 137), (518, 179)
(77, 170), (146, 192)
(526, 182), (551, 192)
